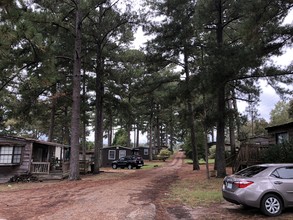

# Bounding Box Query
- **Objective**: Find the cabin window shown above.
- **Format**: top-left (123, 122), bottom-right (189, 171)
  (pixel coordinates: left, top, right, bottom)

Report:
top-left (276, 132), bottom-right (289, 144)
top-left (108, 150), bottom-right (116, 160)
top-left (144, 149), bottom-right (149, 155)
top-left (0, 146), bottom-right (22, 164)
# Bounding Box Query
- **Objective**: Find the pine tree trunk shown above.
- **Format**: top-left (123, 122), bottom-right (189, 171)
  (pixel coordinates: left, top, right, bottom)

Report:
top-left (82, 70), bottom-right (86, 161)
top-left (228, 93), bottom-right (236, 157)
top-left (136, 126), bottom-right (139, 147)
top-left (48, 87), bottom-right (56, 142)
top-left (149, 114), bottom-right (153, 161)
top-left (94, 46), bottom-right (104, 174)
top-left (215, 84), bottom-right (227, 177)
top-left (69, 0), bottom-right (82, 180)
top-left (215, 0), bottom-right (226, 177)
top-left (184, 47), bottom-right (199, 170)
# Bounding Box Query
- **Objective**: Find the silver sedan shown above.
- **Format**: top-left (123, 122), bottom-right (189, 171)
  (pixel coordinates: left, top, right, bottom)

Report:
top-left (222, 164), bottom-right (293, 217)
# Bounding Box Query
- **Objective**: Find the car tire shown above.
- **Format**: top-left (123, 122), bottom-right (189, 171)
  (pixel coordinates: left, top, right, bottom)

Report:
top-left (112, 164), bottom-right (118, 169)
top-left (261, 194), bottom-right (283, 217)
top-left (127, 164), bottom-right (132, 169)
top-left (136, 166), bottom-right (141, 169)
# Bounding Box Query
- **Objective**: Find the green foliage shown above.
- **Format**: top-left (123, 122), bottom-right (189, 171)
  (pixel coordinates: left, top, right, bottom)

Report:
top-left (270, 101), bottom-right (292, 126)
top-left (112, 129), bottom-right (128, 146)
top-left (261, 142), bottom-right (293, 163)
top-left (0, 0), bottom-right (293, 169)
top-left (158, 148), bottom-right (172, 158)
top-left (182, 130), bottom-right (205, 161)
top-left (239, 118), bottom-right (269, 139)
top-left (208, 145), bottom-right (216, 160)
top-left (86, 141), bottom-right (95, 151)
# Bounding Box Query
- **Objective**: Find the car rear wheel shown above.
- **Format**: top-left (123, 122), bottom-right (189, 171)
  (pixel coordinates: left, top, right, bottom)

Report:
top-left (112, 164), bottom-right (118, 169)
top-left (127, 164), bottom-right (132, 169)
top-left (261, 194), bottom-right (283, 217)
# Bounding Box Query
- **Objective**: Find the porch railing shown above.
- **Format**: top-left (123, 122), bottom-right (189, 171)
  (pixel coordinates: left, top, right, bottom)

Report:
top-left (31, 162), bottom-right (50, 174)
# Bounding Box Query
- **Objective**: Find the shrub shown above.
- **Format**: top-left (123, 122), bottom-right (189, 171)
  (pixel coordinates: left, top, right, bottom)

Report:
top-left (158, 149), bottom-right (172, 161)
top-left (261, 142), bottom-right (293, 163)
top-left (208, 145), bottom-right (216, 159)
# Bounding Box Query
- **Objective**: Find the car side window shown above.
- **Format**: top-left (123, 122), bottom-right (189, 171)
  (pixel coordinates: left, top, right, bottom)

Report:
top-left (273, 167), bottom-right (293, 179)
top-left (271, 170), bottom-right (281, 178)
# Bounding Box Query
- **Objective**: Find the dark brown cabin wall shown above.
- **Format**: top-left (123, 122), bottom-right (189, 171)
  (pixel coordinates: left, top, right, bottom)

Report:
top-left (101, 146), bottom-right (132, 167)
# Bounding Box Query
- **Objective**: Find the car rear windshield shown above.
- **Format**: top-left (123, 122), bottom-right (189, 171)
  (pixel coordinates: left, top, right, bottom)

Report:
top-left (235, 166), bottom-right (268, 177)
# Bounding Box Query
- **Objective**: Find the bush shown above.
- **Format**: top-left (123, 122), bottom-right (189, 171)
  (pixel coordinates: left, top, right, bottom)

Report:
top-left (209, 145), bottom-right (216, 159)
top-left (158, 149), bottom-right (172, 161)
top-left (261, 142), bottom-right (293, 163)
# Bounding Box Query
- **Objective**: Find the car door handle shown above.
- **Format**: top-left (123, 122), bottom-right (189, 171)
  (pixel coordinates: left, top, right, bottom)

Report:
top-left (274, 181), bottom-right (283, 185)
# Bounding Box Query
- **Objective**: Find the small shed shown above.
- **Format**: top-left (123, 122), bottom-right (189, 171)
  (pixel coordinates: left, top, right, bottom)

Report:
top-left (0, 135), bottom-right (70, 183)
top-left (266, 122), bottom-right (293, 145)
top-left (101, 146), bottom-right (132, 167)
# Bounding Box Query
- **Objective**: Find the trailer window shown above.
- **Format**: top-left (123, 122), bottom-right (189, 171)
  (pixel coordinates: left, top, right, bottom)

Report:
top-left (0, 146), bottom-right (22, 164)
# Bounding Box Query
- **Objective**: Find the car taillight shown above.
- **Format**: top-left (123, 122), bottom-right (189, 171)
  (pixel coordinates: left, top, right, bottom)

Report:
top-left (234, 181), bottom-right (254, 188)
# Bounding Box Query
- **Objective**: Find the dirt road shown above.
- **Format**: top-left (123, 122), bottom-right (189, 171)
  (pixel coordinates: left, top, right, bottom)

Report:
top-left (0, 152), bottom-right (184, 220)
top-left (1, 152), bottom-right (293, 220)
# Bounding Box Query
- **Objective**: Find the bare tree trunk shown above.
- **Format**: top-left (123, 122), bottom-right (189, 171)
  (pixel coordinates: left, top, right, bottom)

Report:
top-left (107, 129), bottom-right (112, 146)
top-left (156, 117), bottom-right (160, 148)
top-left (93, 46), bottom-right (104, 174)
top-left (136, 125), bottom-right (139, 147)
top-left (127, 122), bottom-right (131, 148)
top-left (184, 47), bottom-right (199, 170)
top-left (228, 93), bottom-right (236, 157)
top-left (215, 0), bottom-right (226, 177)
top-left (170, 123), bottom-right (174, 152)
top-left (69, 0), bottom-right (82, 180)
top-left (48, 86), bottom-right (56, 142)
top-left (149, 116), bottom-right (153, 161)
top-left (107, 111), bottom-right (113, 146)
top-left (215, 84), bottom-right (227, 177)
top-left (64, 106), bottom-right (71, 145)
top-left (82, 69), bottom-right (86, 161)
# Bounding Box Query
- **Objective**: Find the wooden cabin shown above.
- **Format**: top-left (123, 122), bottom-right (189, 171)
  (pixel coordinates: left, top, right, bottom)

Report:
top-left (233, 122), bottom-right (293, 172)
top-left (0, 136), bottom-right (70, 183)
top-left (266, 122), bottom-right (293, 145)
top-left (101, 146), bottom-right (133, 167)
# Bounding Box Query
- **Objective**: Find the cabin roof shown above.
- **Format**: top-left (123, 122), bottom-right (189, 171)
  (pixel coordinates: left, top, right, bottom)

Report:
top-left (265, 121), bottom-right (293, 131)
top-left (0, 135), bottom-right (69, 148)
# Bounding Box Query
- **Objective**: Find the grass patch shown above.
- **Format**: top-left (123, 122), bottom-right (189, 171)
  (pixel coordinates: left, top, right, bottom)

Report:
top-left (142, 161), bottom-right (163, 170)
top-left (185, 159), bottom-right (215, 164)
top-left (167, 178), bottom-right (223, 207)
top-left (199, 158), bottom-right (215, 164)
